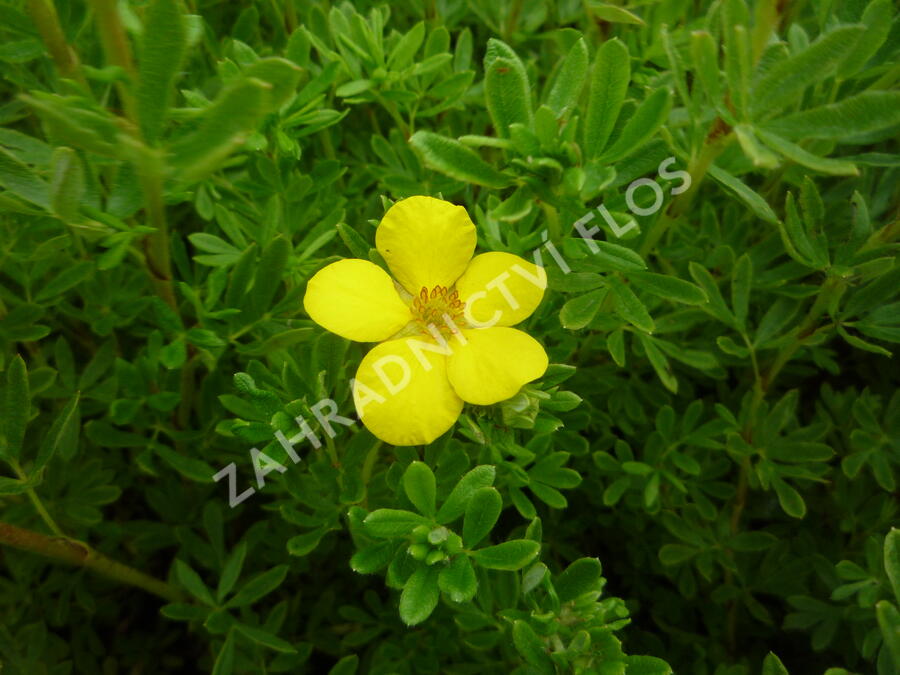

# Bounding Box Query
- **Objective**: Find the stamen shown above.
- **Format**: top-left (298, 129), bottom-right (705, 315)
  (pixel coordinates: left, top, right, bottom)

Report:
top-left (412, 285), bottom-right (467, 338)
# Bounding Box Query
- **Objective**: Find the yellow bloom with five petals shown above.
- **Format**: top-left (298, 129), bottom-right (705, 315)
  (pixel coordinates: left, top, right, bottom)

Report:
top-left (303, 196), bottom-right (548, 446)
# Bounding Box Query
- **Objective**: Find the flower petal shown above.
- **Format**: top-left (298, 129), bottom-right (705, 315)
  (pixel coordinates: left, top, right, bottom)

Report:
top-left (304, 259), bottom-right (412, 342)
top-left (447, 327), bottom-right (548, 405)
top-left (455, 252), bottom-right (546, 327)
top-left (353, 338), bottom-right (463, 446)
top-left (376, 196), bottom-right (476, 294)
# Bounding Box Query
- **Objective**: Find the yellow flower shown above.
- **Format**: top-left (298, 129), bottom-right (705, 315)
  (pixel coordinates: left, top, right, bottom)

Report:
top-left (303, 196), bottom-right (548, 446)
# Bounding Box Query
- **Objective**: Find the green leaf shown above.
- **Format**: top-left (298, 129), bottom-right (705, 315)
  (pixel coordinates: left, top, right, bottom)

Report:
top-left (437, 465), bottom-right (496, 524)
top-left (174, 559), bottom-right (216, 605)
top-left (156, 445), bottom-right (215, 483)
top-left (560, 289), bottom-right (605, 330)
top-left (556, 557), bottom-right (602, 603)
top-left (707, 164), bottom-right (779, 224)
top-left (336, 223), bottom-right (370, 258)
top-left (607, 276), bottom-right (655, 333)
top-left (388, 21), bottom-right (424, 70)
top-left (225, 565), bottom-right (288, 608)
top-left (0, 475), bottom-right (30, 495)
top-left (438, 554), bottom-right (477, 603)
top-left (409, 131), bottom-right (512, 188)
top-left (243, 58), bottom-right (304, 110)
top-left (483, 39), bottom-right (532, 137)
top-left (211, 632), bottom-right (235, 675)
top-left (364, 509), bottom-right (430, 537)
top-left (876, 600), bottom-right (900, 669)
top-left (33, 393), bottom-right (80, 472)
top-left (286, 528), bottom-right (328, 557)
top-left (217, 541), bottom-right (247, 602)
top-left (769, 441), bottom-right (834, 463)
top-left (779, 191), bottom-right (824, 268)
top-left (885, 528), bottom-right (900, 604)
top-left (690, 31), bottom-right (721, 106)
top-left (842, 267), bottom-right (900, 318)
top-left (751, 26), bottom-right (865, 116)
top-left (587, 2), bottom-right (646, 25)
top-left (137, 0), bottom-right (188, 143)
top-left (0, 147), bottom-right (50, 209)
top-left (689, 261), bottom-right (736, 326)
top-left (763, 91), bottom-right (900, 141)
top-left (34, 261), bottom-right (94, 302)
top-left (659, 544), bottom-right (698, 565)
top-left (730, 531), bottom-right (777, 552)
top-left (234, 623), bottom-right (296, 653)
top-left (755, 128), bottom-right (859, 176)
top-left (399, 564), bottom-right (440, 626)
top-left (734, 124), bottom-right (780, 169)
top-left (836, 0), bottom-right (893, 80)
top-left (2, 355), bottom-right (29, 460)
top-left (186, 328), bottom-right (226, 349)
top-left (246, 237), bottom-right (290, 318)
top-left (546, 38), bottom-right (588, 117)
top-left (512, 620), bottom-right (554, 669)
top-left (638, 334), bottom-right (678, 393)
top-left (584, 38), bottom-right (630, 159)
top-left (170, 77), bottom-right (272, 182)
top-left (599, 87), bottom-right (671, 163)
top-left (722, 16), bottom-right (750, 115)
top-left (530, 482), bottom-right (568, 509)
top-left (462, 487), bottom-right (502, 548)
top-left (607, 328), bottom-right (626, 366)
top-left (761, 652), bottom-right (790, 675)
top-left (328, 655), bottom-right (360, 675)
top-left (403, 461), bottom-right (437, 517)
top-left (160, 603), bottom-right (209, 622)
top-left (731, 254), bottom-right (752, 329)
top-left (49, 147), bottom-right (84, 221)
top-left (470, 540), bottom-right (540, 570)
top-left (350, 541), bottom-right (394, 575)
top-left (625, 655), bottom-right (673, 675)
top-left (592, 241), bottom-right (647, 272)
top-left (19, 93), bottom-right (119, 159)
top-left (772, 478), bottom-right (806, 519)
top-left (628, 271), bottom-right (708, 306)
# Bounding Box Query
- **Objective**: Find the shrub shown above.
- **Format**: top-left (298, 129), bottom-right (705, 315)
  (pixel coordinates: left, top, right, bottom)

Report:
top-left (0, 1), bottom-right (898, 674)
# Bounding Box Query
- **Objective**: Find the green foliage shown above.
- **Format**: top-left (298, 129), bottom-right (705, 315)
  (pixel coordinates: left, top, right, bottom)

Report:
top-left (1, 0), bottom-right (898, 674)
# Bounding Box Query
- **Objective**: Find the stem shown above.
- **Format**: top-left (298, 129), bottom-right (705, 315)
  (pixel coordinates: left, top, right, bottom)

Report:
top-left (858, 211), bottom-right (900, 254)
top-left (10, 459), bottom-right (63, 537)
top-left (87, 1), bottom-right (179, 313)
top-left (504, 0), bottom-right (524, 41)
top-left (88, 0), bottom-right (139, 123)
top-left (731, 276), bottom-right (845, 512)
top-left (136, 145), bottom-right (178, 310)
top-left (361, 442), bottom-right (381, 486)
top-left (539, 201), bottom-right (562, 243)
top-left (0, 521), bottom-right (184, 603)
top-left (283, 0), bottom-right (298, 32)
top-left (323, 433), bottom-right (339, 467)
top-left (751, 0), bottom-right (780, 64)
top-left (759, 276), bottom-right (845, 396)
top-left (639, 127), bottom-right (733, 257)
top-left (869, 62), bottom-right (900, 91)
top-left (372, 92), bottom-right (410, 138)
top-left (26, 0), bottom-right (88, 87)
top-left (723, 279), bottom-right (844, 653)
top-left (361, 441), bottom-right (382, 507)
top-left (176, 351), bottom-right (197, 430)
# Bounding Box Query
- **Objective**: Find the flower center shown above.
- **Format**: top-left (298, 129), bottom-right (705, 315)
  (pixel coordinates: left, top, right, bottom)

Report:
top-left (411, 285), bottom-right (465, 337)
